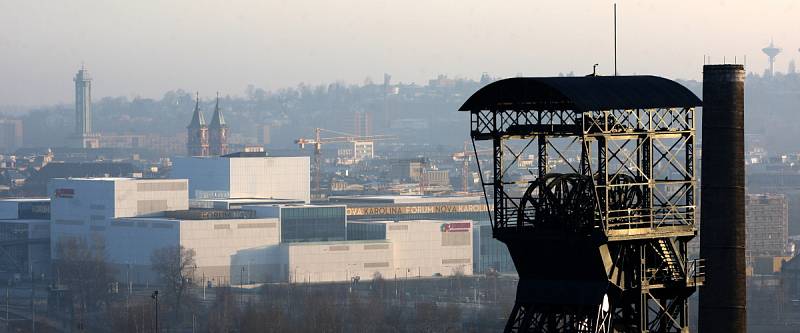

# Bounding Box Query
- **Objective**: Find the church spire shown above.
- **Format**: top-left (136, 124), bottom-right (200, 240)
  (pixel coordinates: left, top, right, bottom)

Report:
top-left (209, 92), bottom-right (226, 128)
top-left (186, 92), bottom-right (209, 156)
top-left (188, 91), bottom-right (206, 129)
top-left (209, 91), bottom-right (229, 156)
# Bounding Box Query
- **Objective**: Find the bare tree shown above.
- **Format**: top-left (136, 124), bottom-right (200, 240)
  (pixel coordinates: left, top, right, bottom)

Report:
top-left (207, 286), bottom-right (238, 333)
top-left (107, 299), bottom-right (155, 333)
top-left (53, 235), bottom-right (115, 319)
top-left (150, 245), bottom-right (196, 324)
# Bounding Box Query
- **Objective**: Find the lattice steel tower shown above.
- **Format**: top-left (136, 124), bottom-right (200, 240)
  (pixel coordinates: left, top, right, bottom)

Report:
top-left (460, 76), bottom-right (705, 332)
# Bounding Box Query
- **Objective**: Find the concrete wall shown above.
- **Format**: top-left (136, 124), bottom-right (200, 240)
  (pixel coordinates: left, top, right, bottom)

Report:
top-left (171, 157), bottom-right (230, 199)
top-left (113, 179), bottom-right (188, 217)
top-left (387, 220), bottom-right (473, 278)
top-left (171, 156), bottom-right (310, 203)
top-left (48, 178), bottom-right (188, 259)
top-left (285, 241), bottom-right (394, 283)
top-left (180, 218), bottom-right (281, 285)
top-left (103, 217), bottom-right (282, 286)
top-left (229, 157), bottom-right (310, 203)
top-left (105, 218), bottom-right (180, 284)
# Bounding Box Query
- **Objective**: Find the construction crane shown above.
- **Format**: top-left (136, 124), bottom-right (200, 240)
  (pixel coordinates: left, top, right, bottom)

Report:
top-left (296, 128), bottom-right (396, 198)
top-left (452, 141), bottom-right (490, 194)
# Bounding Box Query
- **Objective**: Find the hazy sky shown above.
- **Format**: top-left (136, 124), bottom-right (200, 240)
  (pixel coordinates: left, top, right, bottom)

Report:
top-left (1, 0), bottom-right (798, 106)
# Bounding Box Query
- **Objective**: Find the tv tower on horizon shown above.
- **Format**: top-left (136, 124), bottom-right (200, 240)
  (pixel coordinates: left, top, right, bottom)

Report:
top-left (762, 39), bottom-right (782, 76)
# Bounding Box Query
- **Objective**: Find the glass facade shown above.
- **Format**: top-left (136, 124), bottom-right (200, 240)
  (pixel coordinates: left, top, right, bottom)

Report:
top-left (281, 206), bottom-right (346, 242)
top-left (474, 222), bottom-right (516, 274)
top-left (0, 222), bottom-right (29, 271)
top-left (18, 201), bottom-right (50, 220)
top-left (346, 222), bottom-right (386, 241)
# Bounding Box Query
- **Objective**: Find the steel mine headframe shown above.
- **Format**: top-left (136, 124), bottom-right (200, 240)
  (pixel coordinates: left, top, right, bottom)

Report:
top-left (460, 76), bottom-right (705, 333)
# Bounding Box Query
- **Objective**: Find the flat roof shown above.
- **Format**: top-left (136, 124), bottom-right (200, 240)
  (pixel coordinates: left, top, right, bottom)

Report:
top-left (192, 198), bottom-right (304, 204)
top-left (242, 203), bottom-right (346, 208)
top-left (328, 195), bottom-right (481, 205)
top-left (120, 215), bottom-right (278, 222)
top-left (283, 239), bottom-right (391, 247)
top-left (0, 198), bottom-right (49, 202)
top-left (347, 219), bottom-right (473, 225)
top-left (0, 219), bottom-right (50, 224)
top-left (52, 177), bottom-right (185, 182)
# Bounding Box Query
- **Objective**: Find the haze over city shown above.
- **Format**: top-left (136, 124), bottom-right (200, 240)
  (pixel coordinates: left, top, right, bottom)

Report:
top-left (0, 1), bottom-right (800, 332)
top-left (1, 0), bottom-right (800, 105)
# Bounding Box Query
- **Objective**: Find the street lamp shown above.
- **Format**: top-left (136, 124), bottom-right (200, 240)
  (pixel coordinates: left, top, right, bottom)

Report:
top-left (151, 290), bottom-right (159, 332)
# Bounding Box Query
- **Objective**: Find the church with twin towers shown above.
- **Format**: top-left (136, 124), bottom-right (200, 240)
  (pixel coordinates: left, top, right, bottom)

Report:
top-left (187, 92), bottom-right (229, 156)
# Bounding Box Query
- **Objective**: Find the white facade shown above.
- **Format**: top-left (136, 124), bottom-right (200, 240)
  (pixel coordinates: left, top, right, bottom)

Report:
top-left (105, 216), bottom-right (281, 285)
top-left (276, 220), bottom-right (474, 284)
top-left (283, 240), bottom-right (393, 283)
top-left (386, 220), bottom-right (473, 277)
top-left (48, 178), bottom-right (188, 258)
top-left (171, 156), bottom-right (310, 203)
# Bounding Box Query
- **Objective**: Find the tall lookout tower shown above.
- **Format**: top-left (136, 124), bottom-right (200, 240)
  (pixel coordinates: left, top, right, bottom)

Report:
top-left (72, 64), bottom-right (99, 148)
top-left (459, 75), bottom-right (704, 332)
top-left (74, 65), bottom-right (92, 136)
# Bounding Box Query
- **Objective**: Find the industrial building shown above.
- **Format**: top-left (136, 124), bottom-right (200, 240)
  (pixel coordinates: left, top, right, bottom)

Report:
top-left (170, 153), bottom-right (310, 203)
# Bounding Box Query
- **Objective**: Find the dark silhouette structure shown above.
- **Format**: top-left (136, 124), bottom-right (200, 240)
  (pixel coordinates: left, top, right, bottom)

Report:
top-left (698, 64), bottom-right (746, 333)
top-left (460, 76), bottom-right (704, 332)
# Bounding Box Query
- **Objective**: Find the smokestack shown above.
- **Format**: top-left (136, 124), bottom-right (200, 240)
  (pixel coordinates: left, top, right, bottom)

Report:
top-left (699, 64), bottom-right (746, 333)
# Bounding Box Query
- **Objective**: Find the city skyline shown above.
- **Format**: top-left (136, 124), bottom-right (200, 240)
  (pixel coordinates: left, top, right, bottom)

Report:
top-left (1, 0), bottom-right (800, 106)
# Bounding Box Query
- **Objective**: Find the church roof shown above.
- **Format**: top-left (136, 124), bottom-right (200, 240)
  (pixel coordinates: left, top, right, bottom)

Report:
top-left (209, 93), bottom-right (227, 128)
top-left (187, 92), bottom-right (206, 129)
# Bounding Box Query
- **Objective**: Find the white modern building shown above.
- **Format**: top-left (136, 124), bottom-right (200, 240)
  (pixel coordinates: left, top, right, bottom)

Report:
top-left (263, 219), bottom-right (474, 284)
top-left (45, 177), bottom-right (474, 287)
top-left (108, 213), bottom-right (282, 286)
top-left (48, 178), bottom-right (189, 258)
top-left (170, 154), bottom-right (310, 203)
top-left (281, 240), bottom-right (394, 283)
top-left (348, 220), bottom-right (474, 278)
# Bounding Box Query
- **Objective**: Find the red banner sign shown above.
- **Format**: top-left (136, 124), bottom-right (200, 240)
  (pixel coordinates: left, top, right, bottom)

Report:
top-left (55, 188), bottom-right (75, 198)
